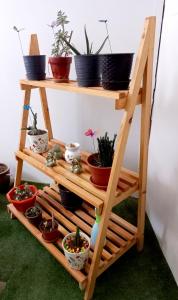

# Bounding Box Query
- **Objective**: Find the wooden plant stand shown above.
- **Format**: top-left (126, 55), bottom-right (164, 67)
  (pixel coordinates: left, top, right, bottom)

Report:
top-left (8, 17), bottom-right (155, 300)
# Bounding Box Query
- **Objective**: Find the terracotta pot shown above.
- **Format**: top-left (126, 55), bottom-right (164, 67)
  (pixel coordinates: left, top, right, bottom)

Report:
top-left (6, 184), bottom-right (38, 213)
top-left (0, 163), bottom-right (10, 192)
top-left (25, 205), bottom-right (42, 227)
top-left (87, 153), bottom-right (111, 187)
top-left (49, 56), bottom-right (72, 82)
top-left (39, 219), bottom-right (60, 242)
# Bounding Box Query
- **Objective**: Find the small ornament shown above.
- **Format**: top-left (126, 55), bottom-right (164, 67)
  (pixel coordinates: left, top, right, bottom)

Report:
top-left (65, 142), bottom-right (80, 164)
top-left (51, 144), bottom-right (63, 159)
top-left (46, 151), bottom-right (56, 167)
top-left (71, 158), bottom-right (82, 174)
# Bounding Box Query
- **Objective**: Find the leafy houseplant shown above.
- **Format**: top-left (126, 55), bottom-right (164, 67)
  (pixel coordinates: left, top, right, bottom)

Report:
top-left (62, 227), bottom-right (90, 270)
top-left (25, 205), bottom-right (42, 227)
top-left (48, 10), bottom-right (73, 82)
top-left (23, 105), bottom-right (48, 154)
top-left (6, 183), bottom-right (38, 213)
top-left (62, 26), bottom-right (108, 87)
top-left (85, 130), bottom-right (117, 188)
top-left (13, 26), bottom-right (46, 81)
top-left (39, 213), bottom-right (60, 242)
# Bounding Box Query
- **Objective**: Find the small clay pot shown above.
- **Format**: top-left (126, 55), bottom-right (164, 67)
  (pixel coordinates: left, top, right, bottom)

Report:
top-left (25, 205), bottom-right (42, 227)
top-left (49, 56), bottom-right (72, 82)
top-left (40, 219), bottom-right (60, 242)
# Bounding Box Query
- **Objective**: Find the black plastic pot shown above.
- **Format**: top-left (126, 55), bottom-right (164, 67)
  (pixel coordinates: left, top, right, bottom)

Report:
top-left (101, 53), bottom-right (134, 90)
top-left (59, 184), bottom-right (83, 211)
top-left (74, 55), bottom-right (100, 87)
top-left (23, 55), bottom-right (46, 80)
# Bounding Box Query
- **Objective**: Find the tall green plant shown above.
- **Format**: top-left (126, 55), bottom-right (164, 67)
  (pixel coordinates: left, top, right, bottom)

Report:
top-left (62, 25), bottom-right (108, 55)
top-left (49, 10), bottom-right (73, 56)
top-left (97, 132), bottom-right (117, 167)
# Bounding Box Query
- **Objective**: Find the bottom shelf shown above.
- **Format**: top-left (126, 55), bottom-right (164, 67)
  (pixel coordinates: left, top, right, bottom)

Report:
top-left (7, 184), bottom-right (137, 290)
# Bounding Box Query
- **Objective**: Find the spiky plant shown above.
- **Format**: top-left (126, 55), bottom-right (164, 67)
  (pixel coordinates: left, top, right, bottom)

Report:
top-left (97, 132), bottom-right (117, 167)
top-left (61, 25), bottom-right (108, 55)
top-left (75, 226), bottom-right (81, 247)
top-left (49, 10), bottom-right (73, 56)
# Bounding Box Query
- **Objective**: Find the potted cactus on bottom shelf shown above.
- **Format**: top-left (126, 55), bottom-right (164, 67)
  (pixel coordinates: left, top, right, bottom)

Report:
top-left (62, 227), bottom-right (90, 270)
top-left (6, 182), bottom-right (38, 212)
top-left (25, 205), bottom-right (42, 227)
top-left (39, 213), bottom-right (60, 242)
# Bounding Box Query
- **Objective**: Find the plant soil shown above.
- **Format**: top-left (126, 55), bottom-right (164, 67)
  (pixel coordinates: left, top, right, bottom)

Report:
top-left (28, 129), bottom-right (47, 136)
top-left (64, 234), bottom-right (89, 253)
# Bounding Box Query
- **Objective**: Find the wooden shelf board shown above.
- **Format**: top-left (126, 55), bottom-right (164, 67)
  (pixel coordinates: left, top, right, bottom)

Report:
top-left (15, 139), bottom-right (139, 210)
top-left (20, 79), bottom-right (126, 100)
top-left (7, 185), bottom-right (137, 285)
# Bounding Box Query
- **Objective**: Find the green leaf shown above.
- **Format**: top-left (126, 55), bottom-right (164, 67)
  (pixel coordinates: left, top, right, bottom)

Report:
top-left (95, 36), bottom-right (108, 54)
top-left (61, 36), bottom-right (81, 55)
top-left (84, 25), bottom-right (90, 55)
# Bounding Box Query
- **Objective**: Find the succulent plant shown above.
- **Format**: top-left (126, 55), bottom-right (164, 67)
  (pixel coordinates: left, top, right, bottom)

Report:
top-left (62, 25), bottom-right (108, 55)
top-left (13, 183), bottom-right (33, 201)
top-left (49, 10), bottom-right (73, 56)
top-left (22, 105), bottom-right (45, 135)
top-left (97, 132), bottom-right (117, 167)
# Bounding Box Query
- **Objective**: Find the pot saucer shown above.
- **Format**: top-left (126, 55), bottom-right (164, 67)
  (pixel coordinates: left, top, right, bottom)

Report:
top-left (89, 176), bottom-right (107, 190)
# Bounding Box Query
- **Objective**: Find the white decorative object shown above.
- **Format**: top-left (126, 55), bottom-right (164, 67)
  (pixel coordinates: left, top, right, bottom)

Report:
top-left (64, 142), bottom-right (80, 164)
top-left (62, 232), bottom-right (90, 270)
top-left (27, 131), bottom-right (48, 154)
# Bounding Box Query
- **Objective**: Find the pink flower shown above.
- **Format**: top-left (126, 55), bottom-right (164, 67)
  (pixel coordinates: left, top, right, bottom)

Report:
top-left (84, 128), bottom-right (95, 137)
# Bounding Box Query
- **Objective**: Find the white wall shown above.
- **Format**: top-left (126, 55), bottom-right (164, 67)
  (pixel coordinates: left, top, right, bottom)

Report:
top-left (0, 0), bottom-right (162, 183)
top-left (147, 0), bottom-right (178, 285)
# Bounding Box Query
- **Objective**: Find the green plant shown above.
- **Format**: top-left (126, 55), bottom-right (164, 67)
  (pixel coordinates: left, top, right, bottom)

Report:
top-left (13, 183), bottom-right (33, 201)
top-left (13, 26), bottom-right (24, 56)
top-left (97, 132), bottom-right (117, 167)
top-left (62, 25), bottom-right (108, 55)
top-left (75, 226), bottom-right (81, 247)
top-left (48, 10), bottom-right (73, 56)
top-left (22, 105), bottom-right (45, 135)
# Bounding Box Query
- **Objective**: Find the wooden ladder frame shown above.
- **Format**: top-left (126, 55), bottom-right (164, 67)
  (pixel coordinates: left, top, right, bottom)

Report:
top-left (14, 17), bottom-right (156, 300)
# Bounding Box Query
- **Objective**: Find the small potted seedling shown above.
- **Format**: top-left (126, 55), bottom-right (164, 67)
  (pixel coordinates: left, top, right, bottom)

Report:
top-left (22, 105), bottom-right (48, 153)
top-left (62, 227), bottom-right (90, 270)
top-left (6, 182), bottom-right (38, 213)
top-left (40, 213), bottom-right (60, 242)
top-left (25, 205), bottom-right (42, 227)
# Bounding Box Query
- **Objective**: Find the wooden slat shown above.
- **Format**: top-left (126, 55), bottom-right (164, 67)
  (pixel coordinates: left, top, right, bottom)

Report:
top-left (115, 88), bottom-right (142, 110)
top-left (7, 204), bottom-right (87, 285)
top-left (16, 150), bottom-right (103, 212)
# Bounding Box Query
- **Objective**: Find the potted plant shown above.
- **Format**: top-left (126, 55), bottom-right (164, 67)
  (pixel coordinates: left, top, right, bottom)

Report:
top-left (99, 20), bottom-right (134, 90)
top-left (13, 26), bottom-right (46, 80)
top-left (22, 105), bottom-right (48, 154)
top-left (58, 184), bottom-right (83, 211)
top-left (48, 10), bottom-right (73, 82)
top-left (62, 26), bottom-right (108, 87)
top-left (25, 205), bottom-right (42, 227)
top-left (39, 213), bottom-right (60, 242)
top-left (85, 129), bottom-right (117, 188)
top-left (0, 163), bottom-right (10, 192)
top-left (62, 227), bottom-right (90, 270)
top-left (6, 182), bottom-right (38, 213)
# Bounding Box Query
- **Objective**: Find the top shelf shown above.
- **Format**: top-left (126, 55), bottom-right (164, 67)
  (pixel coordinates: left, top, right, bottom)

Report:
top-left (20, 79), bottom-right (142, 110)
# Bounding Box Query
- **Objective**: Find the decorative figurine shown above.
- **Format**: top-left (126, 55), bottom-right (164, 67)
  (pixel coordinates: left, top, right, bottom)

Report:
top-left (46, 151), bottom-right (57, 167)
top-left (65, 142), bottom-right (80, 164)
top-left (71, 158), bottom-right (82, 174)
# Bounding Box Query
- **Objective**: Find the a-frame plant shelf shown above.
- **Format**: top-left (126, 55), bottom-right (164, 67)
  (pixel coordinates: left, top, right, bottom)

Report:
top-left (8, 17), bottom-right (156, 300)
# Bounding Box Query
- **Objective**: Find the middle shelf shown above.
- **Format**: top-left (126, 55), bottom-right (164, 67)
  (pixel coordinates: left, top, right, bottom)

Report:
top-left (16, 138), bottom-right (139, 213)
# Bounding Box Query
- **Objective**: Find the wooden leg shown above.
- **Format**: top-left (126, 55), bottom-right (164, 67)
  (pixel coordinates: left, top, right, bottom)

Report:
top-left (137, 192), bottom-right (146, 251)
top-left (14, 159), bottom-right (23, 186)
top-left (39, 87), bottom-right (53, 141)
top-left (7, 206), bottom-right (16, 219)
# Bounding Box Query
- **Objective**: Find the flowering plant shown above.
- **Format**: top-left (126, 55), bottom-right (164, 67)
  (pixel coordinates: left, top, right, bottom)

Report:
top-left (85, 129), bottom-right (117, 167)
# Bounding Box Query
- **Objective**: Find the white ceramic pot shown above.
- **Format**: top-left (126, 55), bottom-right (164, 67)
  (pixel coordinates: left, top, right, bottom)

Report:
top-left (27, 131), bottom-right (48, 154)
top-left (62, 231), bottom-right (90, 270)
top-left (64, 142), bottom-right (80, 164)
